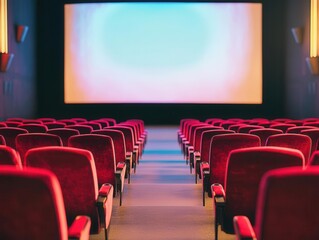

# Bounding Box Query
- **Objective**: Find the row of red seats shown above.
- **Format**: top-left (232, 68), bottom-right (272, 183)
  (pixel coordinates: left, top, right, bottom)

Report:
top-left (178, 118), bottom-right (319, 240)
top-left (0, 117), bottom-right (147, 240)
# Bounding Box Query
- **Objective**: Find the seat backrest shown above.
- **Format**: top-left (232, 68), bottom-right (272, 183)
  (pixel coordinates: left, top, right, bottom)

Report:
top-left (200, 129), bottom-right (235, 163)
top-left (47, 128), bottom-right (80, 146)
top-left (308, 150), bottom-right (319, 166)
top-left (67, 125), bottom-right (93, 134)
top-left (92, 129), bottom-right (127, 164)
top-left (98, 118), bottom-right (117, 126)
top-left (0, 166), bottom-right (69, 240)
top-left (107, 126), bottom-right (135, 151)
top-left (249, 128), bottom-right (283, 146)
top-left (0, 127), bottom-right (28, 149)
top-left (266, 133), bottom-right (312, 164)
top-left (16, 133), bottom-right (63, 165)
top-left (79, 122), bottom-right (102, 130)
top-left (286, 126), bottom-right (316, 133)
top-left (18, 123), bottom-right (48, 133)
top-left (193, 126), bottom-right (222, 152)
top-left (224, 147), bottom-right (304, 234)
top-left (44, 122), bottom-right (67, 129)
top-left (269, 123), bottom-right (296, 133)
top-left (237, 125), bottom-right (264, 133)
top-left (300, 128), bottom-right (319, 154)
top-left (208, 133), bottom-right (261, 187)
top-left (255, 167), bottom-right (319, 240)
top-left (0, 145), bottom-right (22, 169)
top-left (68, 134), bottom-right (116, 187)
top-left (0, 135), bottom-right (6, 145)
top-left (25, 146), bottom-right (100, 233)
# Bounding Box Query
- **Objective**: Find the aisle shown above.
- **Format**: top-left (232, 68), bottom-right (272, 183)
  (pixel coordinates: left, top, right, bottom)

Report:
top-left (91, 126), bottom-right (234, 240)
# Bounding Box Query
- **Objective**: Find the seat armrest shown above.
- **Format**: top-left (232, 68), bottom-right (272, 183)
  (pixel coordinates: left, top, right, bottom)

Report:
top-left (68, 215), bottom-right (91, 240)
top-left (200, 161), bottom-right (210, 180)
top-left (96, 183), bottom-right (113, 227)
top-left (194, 151), bottom-right (201, 158)
top-left (211, 183), bottom-right (226, 206)
top-left (116, 162), bottom-right (126, 170)
top-left (233, 216), bottom-right (256, 240)
top-left (126, 152), bottom-right (133, 169)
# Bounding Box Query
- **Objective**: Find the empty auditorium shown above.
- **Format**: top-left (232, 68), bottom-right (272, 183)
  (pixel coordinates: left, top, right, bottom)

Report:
top-left (0, 0), bottom-right (319, 239)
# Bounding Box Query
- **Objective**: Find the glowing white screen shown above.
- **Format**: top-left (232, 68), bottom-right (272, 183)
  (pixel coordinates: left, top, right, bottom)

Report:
top-left (64, 3), bottom-right (262, 104)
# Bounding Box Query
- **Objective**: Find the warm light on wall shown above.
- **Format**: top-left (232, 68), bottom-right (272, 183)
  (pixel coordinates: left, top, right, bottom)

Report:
top-left (0, 0), bottom-right (8, 53)
top-left (310, 0), bottom-right (318, 57)
top-left (306, 0), bottom-right (319, 75)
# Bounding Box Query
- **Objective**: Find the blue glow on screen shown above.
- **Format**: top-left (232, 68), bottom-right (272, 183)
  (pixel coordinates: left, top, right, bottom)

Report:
top-left (64, 2), bottom-right (262, 104)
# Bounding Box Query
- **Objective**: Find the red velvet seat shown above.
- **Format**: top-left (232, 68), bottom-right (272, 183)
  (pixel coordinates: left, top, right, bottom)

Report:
top-left (266, 133), bottom-right (312, 164)
top-left (92, 129), bottom-right (132, 183)
top-left (0, 166), bottom-right (91, 240)
top-left (16, 133), bottom-right (62, 165)
top-left (188, 125), bottom-right (222, 173)
top-left (79, 121), bottom-right (102, 130)
top-left (68, 134), bottom-right (126, 206)
top-left (21, 120), bottom-right (43, 124)
top-left (4, 121), bottom-right (21, 127)
top-left (300, 128), bottom-right (319, 154)
top-left (201, 133), bottom-right (260, 206)
top-left (286, 125), bottom-right (316, 133)
top-left (0, 135), bottom-right (5, 145)
top-left (58, 119), bottom-right (77, 126)
top-left (249, 128), bottom-right (283, 146)
top-left (70, 117), bottom-right (87, 123)
top-left (37, 117), bottom-right (56, 123)
top-left (233, 167), bottom-right (319, 240)
top-left (177, 119), bottom-right (200, 146)
top-left (212, 147), bottom-right (304, 240)
top-left (0, 127), bottom-right (28, 149)
top-left (308, 150), bottom-right (319, 166)
top-left (269, 123), bottom-right (296, 133)
top-left (98, 118), bottom-right (117, 126)
top-left (0, 145), bottom-right (22, 169)
top-left (18, 123), bottom-right (48, 133)
top-left (195, 129), bottom-right (235, 184)
top-left (237, 125), bottom-right (264, 133)
top-left (44, 122), bottom-right (67, 129)
top-left (0, 122), bottom-right (7, 127)
top-left (303, 121), bottom-right (319, 127)
top-left (107, 126), bottom-right (139, 173)
top-left (47, 128), bottom-right (80, 146)
top-left (67, 125), bottom-right (93, 134)
top-left (91, 119), bottom-right (110, 128)
top-left (25, 146), bottom-right (113, 240)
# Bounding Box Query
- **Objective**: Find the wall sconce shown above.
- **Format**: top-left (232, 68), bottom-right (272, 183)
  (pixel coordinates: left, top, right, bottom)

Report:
top-left (0, 52), bottom-right (14, 72)
top-left (291, 27), bottom-right (303, 44)
top-left (0, 0), bottom-right (13, 72)
top-left (306, 0), bottom-right (319, 75)
top-left (16, 25), bottom-right (29, 43)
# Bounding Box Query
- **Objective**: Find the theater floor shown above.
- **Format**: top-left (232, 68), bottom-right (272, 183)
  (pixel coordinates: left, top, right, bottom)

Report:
top-left (90, 126), bottom-right (235, 240)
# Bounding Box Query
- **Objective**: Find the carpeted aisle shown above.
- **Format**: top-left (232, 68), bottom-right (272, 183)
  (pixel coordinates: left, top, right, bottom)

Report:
top-left (90, 126), bottom-right (235, 240)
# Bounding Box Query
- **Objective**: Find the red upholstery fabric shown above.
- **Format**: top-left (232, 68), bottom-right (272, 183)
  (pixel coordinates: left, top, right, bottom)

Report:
top-left (286, 126), bottom-right (316, 133)
top-left (58, 119), bottom-right (77, 125)
top-left (208, 133), bottom-right (261, 188)
top-left (233, 216), bottom-right (256, 239)
top-left (222, 146), bottom-right (304, 233)
top-left (254, 167), bottom-right (319, 240)
top-left (68, 134), bottom-right (116, 187)
top-left (18, 123), bottom-right (48, 133)
top-left (16, 133), bottom-right (62, 165)
top-left (0, 167), bottom-right (69, 240)
top-left (0, 135), bottom-right (6, 145)
top-left (25, 146), bottom-right (101, 234)
top-left (67, 125), bottom-right (93, 134)
top-left (0, 127), bottom-right (28, 149)
top-left (79, 122), bottom-right (102, 130)
top-left (92, 129), bottom-right (127, 164)
top-left (47, 128), bottom-right (80, 146)
top-left (0, 145), bottom-right (22, 168)
top-left (301, 129), bottom-right (319, 154)
top-left (44, 122), bottom-right (67, 129)
top-left (4, 121), bottom-right (21, 127)
top-left (107, 126), bottom-right (135, 153)
top-left (37, 117), bottom-right (56, 123)
top-left (98, 118), bottom-right (117, 126)
top-left (308, 150), bottom-right (319, 166)
top-left (266, 133), bottom-right (312, 164)
top-left (0, 122), bottom-right (7, 127)
top-left (200, 130), bottom-right (235, 163)
top-left (238, 125), bottom-right (264, 133)
top-left (249, 128), bottom-right (283, 146)
top-left (70, 118), bottom-right (87, 123)
top-left (269, 123), bottom-right (296, 133)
